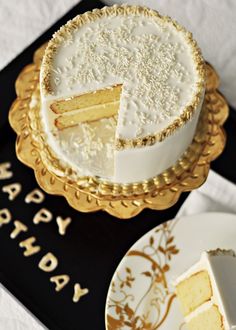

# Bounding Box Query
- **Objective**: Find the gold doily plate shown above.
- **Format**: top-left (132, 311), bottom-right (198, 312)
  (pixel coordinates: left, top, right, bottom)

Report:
top-left (9, 44), bottom-right (228, 219)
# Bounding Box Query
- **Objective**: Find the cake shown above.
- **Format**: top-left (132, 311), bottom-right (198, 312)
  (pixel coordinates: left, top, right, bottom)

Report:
top-left (173, 249), bottom-right (236, 329)
top-left (39, 5), bottom-right (205, 184)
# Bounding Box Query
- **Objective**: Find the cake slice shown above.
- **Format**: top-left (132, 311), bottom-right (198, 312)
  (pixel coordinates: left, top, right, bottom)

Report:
top-left (173, 249), bottom-right (236, 330)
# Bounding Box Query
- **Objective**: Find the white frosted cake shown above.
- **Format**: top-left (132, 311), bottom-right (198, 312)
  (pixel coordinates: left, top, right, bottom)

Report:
top-left (39, 5), bottom-right (205, 184)
top-left (174, 249), bottom-right (236, 330)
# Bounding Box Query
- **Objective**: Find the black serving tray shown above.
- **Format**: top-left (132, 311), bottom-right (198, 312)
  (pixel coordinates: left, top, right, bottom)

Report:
top-left (0, 1), bottom-right (236, 329)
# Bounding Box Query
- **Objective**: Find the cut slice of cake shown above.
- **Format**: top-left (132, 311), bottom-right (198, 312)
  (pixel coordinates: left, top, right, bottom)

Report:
top-left (173, 249), bottom-right (236, 330)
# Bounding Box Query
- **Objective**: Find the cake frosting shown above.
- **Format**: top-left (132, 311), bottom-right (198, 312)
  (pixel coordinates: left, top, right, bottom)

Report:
top-left (173, 249), bottom-right (236, 330)
top-left (39, 5), bottom-right (205, 184)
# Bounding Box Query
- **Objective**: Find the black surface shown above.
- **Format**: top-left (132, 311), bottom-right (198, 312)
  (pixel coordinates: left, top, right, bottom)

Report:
top-left (0, 1), bottom-right (236, 329)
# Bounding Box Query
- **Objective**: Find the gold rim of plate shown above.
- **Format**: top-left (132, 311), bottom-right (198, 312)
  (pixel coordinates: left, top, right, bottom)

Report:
top-left (9, 44), bottom-right (229, 219)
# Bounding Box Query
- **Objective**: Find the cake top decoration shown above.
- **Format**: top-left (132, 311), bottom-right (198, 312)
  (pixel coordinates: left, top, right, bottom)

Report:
top-left (41, 5), bottom-right (205, 148)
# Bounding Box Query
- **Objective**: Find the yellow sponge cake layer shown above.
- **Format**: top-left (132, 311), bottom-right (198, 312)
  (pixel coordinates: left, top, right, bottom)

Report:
top-left (55, 101), bottom-right (119, 129)
top-left (50, 84), bottom-right (122, 114)
top-left (176, 271), bottom-right (212, 316)
top-left (188, 305), bottom-right (224, 330)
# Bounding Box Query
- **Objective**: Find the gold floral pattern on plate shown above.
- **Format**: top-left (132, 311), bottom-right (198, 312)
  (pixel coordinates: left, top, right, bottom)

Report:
top-left (106, 221), bottom-right (178, 330)
top-left (105, 213), bottom-right (236, 329)
top-left (9, 44), bottom-right (228, 219)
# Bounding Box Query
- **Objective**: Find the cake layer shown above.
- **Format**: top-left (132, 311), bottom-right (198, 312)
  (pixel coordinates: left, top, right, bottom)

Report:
top-left (50, 84), bottom-right (122, 114)
top-left (176, 271), bottom-right (212, 316)
top-left (187, 305), bottom-right (224, 330)
top-left (55, 101), bottom-right (119, 129)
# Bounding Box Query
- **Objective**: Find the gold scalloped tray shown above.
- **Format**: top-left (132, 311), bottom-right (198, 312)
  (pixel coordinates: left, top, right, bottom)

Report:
top-left (9, 44), bottom-right (228, 219)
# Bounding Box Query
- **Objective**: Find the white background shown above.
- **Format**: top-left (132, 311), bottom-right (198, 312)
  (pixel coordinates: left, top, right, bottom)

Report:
top-left (0, 1), bottom-right (236, 329)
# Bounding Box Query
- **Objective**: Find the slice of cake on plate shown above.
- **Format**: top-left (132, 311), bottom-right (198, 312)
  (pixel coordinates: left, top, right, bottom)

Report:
top-left (39, 5), bottom-right (205, 184)
top-left (174, 249), bottom-right (236, 330)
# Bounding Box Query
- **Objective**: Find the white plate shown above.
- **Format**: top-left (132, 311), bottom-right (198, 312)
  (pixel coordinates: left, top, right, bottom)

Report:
top-left (105, 212), bottom-right (236, 330)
